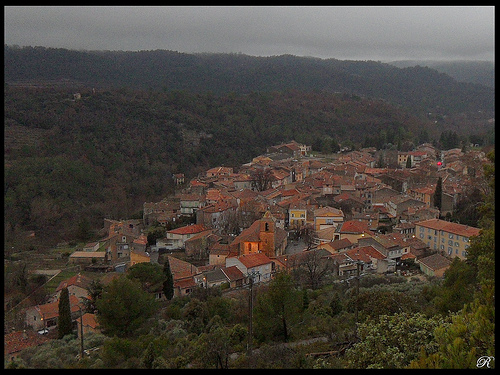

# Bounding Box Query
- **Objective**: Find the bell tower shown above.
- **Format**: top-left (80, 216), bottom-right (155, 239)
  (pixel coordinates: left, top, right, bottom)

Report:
top-left (259, 211), bottom-right (276, 258)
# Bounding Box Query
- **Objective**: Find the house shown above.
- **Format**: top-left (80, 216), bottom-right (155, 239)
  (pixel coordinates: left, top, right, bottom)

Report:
top-left (76, 313), bottom-right (100, 338)
top-left (333, 220), bottom-right (374, 242)
top-left (226, 252), bottom-right (274, 283)
top-left (267, 140), bottom-right (311, 157)
top-left (417, 253), bottom-right (451, 277)
top-left (221, 265), bottom-right (246, 288)
top-left (158, 224), bottom-right (210, 250)
top-left (345, 245), bottom-right (390, 274)
top-left (51, 273), bottom-right (92, 303)
top-left (179, 193), bottom-right (204, 216)
top-left (229, 211), bottom-right (287, 258)
top-left (313, 206), bottom-right (344, 231)
top-left (4, 330), bottom-right (52, 361)
top-left (195, 200), bottom-right (238, 232)
top-left (358, 233), bottom-right (406, 261)
top-left (163, 255), bottom-right (200, 298)
top-left (206, 166), bottom-right (234, 178)
top-left (82, 242), bottom-right (100, 252)
top-left (316, 238), bottom-right (354, 254)
top-left (386, 195), bottom-right (427, 220)
top-left (129, 249), bottom-right (151, 267)
top-left (69, 251), bottom-right (107, 265)
top-left (101, 232), bottom-right (138, 264)
top-left (174, 277), bottom-right (198, 298)
top-left (415, 218), bottom-right (480, 260)
top-left (288, 202), bottom-right (308, 228)
top-left (200, 268), bottom-right (229, 288)
top-left (208, 242), bottom-right (232, 266)
top-left (131, 235), bottom-right (148, 253)
top-left (184, 231), bottom-right (218, 260)
top-left (25, 295), bottom-right (82, 332)
top-left (173, 173), bottom-right (185, 185)
top-left (142, 198), bottom-right (180, 226)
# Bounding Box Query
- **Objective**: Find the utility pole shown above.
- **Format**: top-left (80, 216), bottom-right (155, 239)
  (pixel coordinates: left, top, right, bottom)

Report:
top-left (247, 274), bottom-right (254, 358)
top-left (355, 261), bottom-right (361, 341)
top-left (78, 305), bottom-right (84, 360)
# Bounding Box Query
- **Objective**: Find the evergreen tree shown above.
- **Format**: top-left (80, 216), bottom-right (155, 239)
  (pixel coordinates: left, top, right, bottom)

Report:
top-left (433, 177), bottom-right (443, 213)
top-left (57, 287), bottom-right (73, 339)
top-left (163, 257), bottom-right (174, 301)
top-left (406, 155), bottom-right (412, 168)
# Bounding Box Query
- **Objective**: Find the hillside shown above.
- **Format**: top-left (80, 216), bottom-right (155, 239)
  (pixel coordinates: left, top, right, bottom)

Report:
top-left (388, 59), bottom-right (495, 88)
top-left (3, 46), bottom-right (495, 248)
top-left (4, 46), bottom-right (495, 118)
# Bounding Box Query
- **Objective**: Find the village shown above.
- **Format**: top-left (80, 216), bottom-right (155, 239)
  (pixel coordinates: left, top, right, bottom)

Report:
top-left (7, 140), bottom-right (489, 357)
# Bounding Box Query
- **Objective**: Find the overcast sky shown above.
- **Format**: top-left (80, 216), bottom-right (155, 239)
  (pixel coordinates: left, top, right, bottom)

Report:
top-left (4, 6), bottom-right (495, 62)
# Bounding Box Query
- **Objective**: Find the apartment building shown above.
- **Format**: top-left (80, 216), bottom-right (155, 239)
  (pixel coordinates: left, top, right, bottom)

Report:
top-left (415, 218), bottom-right (481, 260)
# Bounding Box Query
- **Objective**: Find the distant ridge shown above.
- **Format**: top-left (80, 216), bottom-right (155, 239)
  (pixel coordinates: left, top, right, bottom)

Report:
top-left (4, 45), bottom-right (494, 117)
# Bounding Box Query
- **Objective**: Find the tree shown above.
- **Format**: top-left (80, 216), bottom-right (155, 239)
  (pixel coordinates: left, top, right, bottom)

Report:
top-left (163, 257), bottom-right (175, 301)
top-left (250, 167), bottom-right (273, 192)
top-left (433, 177), bottom-right (442, 213)
top-left (344, 312), bottom-right (450, 369)
top-left (82, 279), bottom-right (103, 314)
top-left (253, 272), bottom-right (301, 343)
top-left (406, 155), bottom-right (412, 168)
top-left (127, 262), bottom-right (165, 293)
top-left (95, 276), bottom-right (158, 337)
top-left (57, 287), bottom-right (73, 339)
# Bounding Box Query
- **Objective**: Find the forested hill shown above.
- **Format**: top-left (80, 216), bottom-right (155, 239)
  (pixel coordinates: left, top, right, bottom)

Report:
top-left (4, 46), bottom-right (495, 117)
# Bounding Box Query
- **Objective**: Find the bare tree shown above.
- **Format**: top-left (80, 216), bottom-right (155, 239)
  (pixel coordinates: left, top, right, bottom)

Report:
top-left (250, 168), bottom-right (274, 192)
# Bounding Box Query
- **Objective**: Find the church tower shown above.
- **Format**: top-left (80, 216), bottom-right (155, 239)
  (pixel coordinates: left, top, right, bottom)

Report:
top-left (259, 211), bottom-right (276, 258)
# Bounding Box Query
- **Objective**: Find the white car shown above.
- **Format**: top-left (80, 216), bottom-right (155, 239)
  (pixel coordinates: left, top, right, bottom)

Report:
top-left (37, 328), bottom-right (49, 335)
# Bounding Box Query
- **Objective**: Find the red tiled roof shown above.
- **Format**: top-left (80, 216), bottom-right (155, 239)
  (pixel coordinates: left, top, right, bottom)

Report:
top-left (221, 265), bottom-right (245, 281)
top-left (237, 252), bottom-right (273, 268)
top-left (174, 277), bottom-right (197, 289)
top-left (55, 273), bottom-right (92, 293)
top-left (34, 295), bottom-right (82, 320)
top-left (165, 255), bottom-right (198, 280)
top-left (416, 219), bottom-right (481, 238)
top-left (339, 220), bottom-right (372, 234)
top-left (168, 224), bottom-right (208, 235)
top-left (4, 330), bottom-right (51, 356)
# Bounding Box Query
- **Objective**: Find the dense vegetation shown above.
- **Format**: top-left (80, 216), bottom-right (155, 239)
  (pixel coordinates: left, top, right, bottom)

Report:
top-left (388, 59), bottom-right (495, 88)
top-left (4, 46), bottom-right (495, 248)
top-left (5, 46), bottom-right (495, 116)
top-left (5, 85), bottom-right (471, 248)
top-left (6, 151), bottom-right (494, 369)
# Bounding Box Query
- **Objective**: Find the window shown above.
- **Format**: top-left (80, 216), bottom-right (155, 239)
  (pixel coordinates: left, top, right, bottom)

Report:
top-left (441, 238), bottom-right (445, 243)
top-left (454, 242), bottom-right (459, 247)
top-left (428, 236), bottom-right (432, 240)
top-left (440, 245), bottom-right (444, 250)
top-left (449, 234), bottom-right (454, 239)
top-left (462, 251), bottom-right (468, 257)
top-left (463, 236), bottom-right (468, 242)
top-left (420, 227), bottom-right (424, 232)
top-left (455, 249), bottom-right (459, 254)
top-left (419, 233), bottom-right (424, 239)
top-left (448, 240), bottom-right (453, 245)
top-left (448, 247), bottom-right (453, 255)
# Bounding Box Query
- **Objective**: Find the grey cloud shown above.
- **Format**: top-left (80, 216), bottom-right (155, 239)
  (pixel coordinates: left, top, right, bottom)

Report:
top-left (4, 6), bottom-right (494, 61)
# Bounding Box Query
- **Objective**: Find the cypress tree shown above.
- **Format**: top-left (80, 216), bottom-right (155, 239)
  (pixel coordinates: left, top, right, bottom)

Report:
top-left (162, 257), bottom-right (174, 300)
top-left (406, 155), bottom-right (412, 168)
top-left (434, 177), bottom-right (443, 213)
top-left (57, 287), bottom-right (73, 339)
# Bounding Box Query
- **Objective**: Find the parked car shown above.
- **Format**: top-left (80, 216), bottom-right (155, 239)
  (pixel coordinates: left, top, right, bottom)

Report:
top-left (37, 328), bottom-right (49, 335)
